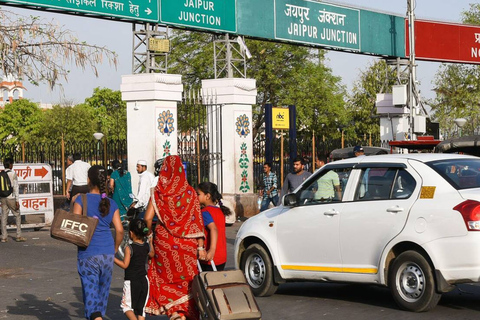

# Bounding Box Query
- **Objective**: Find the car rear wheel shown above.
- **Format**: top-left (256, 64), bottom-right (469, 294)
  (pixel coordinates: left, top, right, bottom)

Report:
top-left (241, 243), bottom-right (278, 297)
top-left (389, 250), bottom-right (441, 312)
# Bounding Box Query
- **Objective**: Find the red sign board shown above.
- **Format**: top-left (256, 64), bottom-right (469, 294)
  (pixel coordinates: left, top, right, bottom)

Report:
top-left (406, 19), bottom-right (480, 64)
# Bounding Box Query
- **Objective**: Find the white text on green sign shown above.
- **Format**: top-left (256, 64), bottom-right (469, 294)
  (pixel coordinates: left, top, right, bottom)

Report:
top-left (0, 0), bottom-right (158, 22)
top-left (275, 0), bottom-right (360, 51)
top-left (160, 0), bottom-right (237, 33)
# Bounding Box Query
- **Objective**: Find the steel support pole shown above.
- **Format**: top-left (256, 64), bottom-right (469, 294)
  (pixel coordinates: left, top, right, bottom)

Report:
top-left (265, 104), bottom-right (273, 165)
top-left (226, 33), bottom-right (233, 78)
top-left (288, 105), bottom-right (297, 171)
top-left (408, 0), bottom-right (417, 139)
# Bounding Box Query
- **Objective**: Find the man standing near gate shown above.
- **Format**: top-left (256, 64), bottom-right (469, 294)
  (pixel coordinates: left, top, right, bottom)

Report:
top-left (1, 157), bottom-right (26, 242)
top-left (259, 162), bottom-right (278, 212)
top-left (66, 153), bottom-right (91, 200)
top-left (280, 156), bottom-right (312, 199)
top-left (131, 160), bottom-right (155, 218)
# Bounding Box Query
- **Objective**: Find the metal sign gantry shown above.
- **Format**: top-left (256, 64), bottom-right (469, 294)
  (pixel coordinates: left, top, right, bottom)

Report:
top-left (132, 24), bottom-right (168, 74)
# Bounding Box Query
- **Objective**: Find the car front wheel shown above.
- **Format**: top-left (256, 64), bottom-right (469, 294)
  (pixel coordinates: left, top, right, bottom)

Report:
top-left (241, 243), bottom-right (278, 297)
top-left (389, 250), bottom-right (441, 312)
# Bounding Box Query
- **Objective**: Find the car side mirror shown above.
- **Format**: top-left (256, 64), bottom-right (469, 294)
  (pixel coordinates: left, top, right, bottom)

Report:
top-left (283, 193), bottom-right (297, 207)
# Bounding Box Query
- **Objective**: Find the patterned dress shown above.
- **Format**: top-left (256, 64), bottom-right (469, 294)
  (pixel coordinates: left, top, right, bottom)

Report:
top-left (145, 156), bottom-right (204, 319)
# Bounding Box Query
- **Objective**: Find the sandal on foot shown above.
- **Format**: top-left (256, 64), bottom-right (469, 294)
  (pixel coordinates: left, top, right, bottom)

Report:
top-left (16, 237), bottom-right (27, 242)
top-left (1, 239), bottom-right (7, 243)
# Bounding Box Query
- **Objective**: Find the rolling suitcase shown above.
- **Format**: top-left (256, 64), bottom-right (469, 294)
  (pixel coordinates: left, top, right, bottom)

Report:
top-left (192, 261), bottom-right (262, 320)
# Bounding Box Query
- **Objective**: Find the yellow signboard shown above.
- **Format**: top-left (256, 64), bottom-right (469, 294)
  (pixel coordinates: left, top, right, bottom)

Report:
top-left (149, 38), bottom-right (170, 53)
top-left (272, 107), bottom-right (289, 130)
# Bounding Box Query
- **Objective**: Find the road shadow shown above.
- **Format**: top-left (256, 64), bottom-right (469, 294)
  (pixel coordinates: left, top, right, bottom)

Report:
top-left (6, 293), bottom-right (75, 320)
top-left (275, 282), bottom-right (480, 312)
top-left (438, 284), bottom-right (480, 311)
top-left (276, 282), bottom-right (399, 310)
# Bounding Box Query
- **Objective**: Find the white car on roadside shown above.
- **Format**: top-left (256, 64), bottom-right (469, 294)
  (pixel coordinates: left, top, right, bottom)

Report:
top-left (235, 153), bottom-right (480, 312)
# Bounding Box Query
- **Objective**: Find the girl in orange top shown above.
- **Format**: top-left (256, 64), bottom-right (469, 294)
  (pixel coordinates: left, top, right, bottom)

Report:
top-left (196, 182), bottom-right (232, 271)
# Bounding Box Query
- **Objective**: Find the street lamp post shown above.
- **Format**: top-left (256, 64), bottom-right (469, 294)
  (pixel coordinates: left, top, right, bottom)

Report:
top-left (454, 118), bottom-right (467, 137)
top-left (93, 132), bottom-right (104, 166)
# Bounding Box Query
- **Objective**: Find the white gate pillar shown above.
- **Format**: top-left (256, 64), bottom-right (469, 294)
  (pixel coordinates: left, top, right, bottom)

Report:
top-left (121, 73), bottom-right (183, 190)
top-left (202, 78), bottom-right (257, 217)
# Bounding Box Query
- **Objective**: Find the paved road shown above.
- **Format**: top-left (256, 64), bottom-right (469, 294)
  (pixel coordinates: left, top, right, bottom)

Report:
top-left (1, 222), bottom-right (480, 319)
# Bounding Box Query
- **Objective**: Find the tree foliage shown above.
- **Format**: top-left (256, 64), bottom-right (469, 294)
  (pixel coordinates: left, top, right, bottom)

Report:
top-left (430, 4), bottom-right (480, 138)
top-left (168, 31), bottom-right (215, 87)
top-left (430, 64), bottom-right (480, 137)
top-left (39, 103), bottom-right (96, 142)
top-left (0, 9), bottom-right (117, 89)
top-left (84, 87), bottom-right (127, 140)
top-left (245, 40), bottom-right (313, 137)
top-left (245, 39), bottom-right (311, 107)
top-left (462, 4), bottom-right (480, 25)
top-left (0, 88), bottom-right (125, 144)
top-left (0, 99), bottom-right (43, 145)
top-left (283, 52), bottom-right (346, 139)
top-left (346, 60), bottom-right (400, 140)
top-left (168, 30), bottom-right (345, 139)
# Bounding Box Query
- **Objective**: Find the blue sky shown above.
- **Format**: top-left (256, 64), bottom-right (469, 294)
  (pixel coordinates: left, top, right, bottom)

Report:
top-left (5, 0), bottom-right (476, 105)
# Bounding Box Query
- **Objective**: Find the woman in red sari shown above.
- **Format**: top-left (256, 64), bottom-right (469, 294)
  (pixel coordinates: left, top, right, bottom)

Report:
top-left (144, 155), bottom-right (206, 320)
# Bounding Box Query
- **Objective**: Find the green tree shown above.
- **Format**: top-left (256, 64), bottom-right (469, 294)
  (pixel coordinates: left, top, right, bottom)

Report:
top-left (346, 60), bottom-right (400, 141)
top-left (168, 30), bottom-right (348, 139)
top-left (283, 52), bottom-right (346, 139)
top-left (0, 99), bottom-right (43, 145)
top-left (462, 4), bottom-right (480, 25)
top-left (430, 64), bottom-right (480, 137)
top-left (245, 40), bottom-right (313, 137)
top-left (37, 88), bottom-right (124, 142)
top-left (430, 4), bottom-right (480, 138)
top-left (167, 30), bottom-right (213, 132)
top-left (39, 103), bottom-right (96, 141)
top-left (168, 31), bottom-right (215, 88)
top-left (84, 87), bottom-right (127, 140)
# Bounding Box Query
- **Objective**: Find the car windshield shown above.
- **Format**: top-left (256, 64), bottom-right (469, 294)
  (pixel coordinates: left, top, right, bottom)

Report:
top-left (427, 158), bottom-right (480, 189)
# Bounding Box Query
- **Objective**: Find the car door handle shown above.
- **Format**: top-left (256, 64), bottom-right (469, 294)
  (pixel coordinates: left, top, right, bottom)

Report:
top-left (324, 209), bottom-right (339, 216)
top-left (387, 206), bottom-right (404, 213)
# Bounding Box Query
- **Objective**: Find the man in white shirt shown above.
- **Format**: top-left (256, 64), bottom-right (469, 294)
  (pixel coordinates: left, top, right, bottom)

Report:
top-left (131, 160), bottom-right (155, 217)
top-left (66, 153), bottom-right (91, 200)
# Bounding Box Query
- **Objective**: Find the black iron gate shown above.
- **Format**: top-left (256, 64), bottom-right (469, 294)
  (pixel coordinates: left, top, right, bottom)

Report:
top-left (0, 139), bottom-right (127, 194)
top-left (177, 90), bottom-right (223, 191)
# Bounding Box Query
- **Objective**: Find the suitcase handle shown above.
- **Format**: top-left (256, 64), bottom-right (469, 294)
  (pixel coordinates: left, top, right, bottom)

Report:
top-left (197, 259), bottom-right (217, 272)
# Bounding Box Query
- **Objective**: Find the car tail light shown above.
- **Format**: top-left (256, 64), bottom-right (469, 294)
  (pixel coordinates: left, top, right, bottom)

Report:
top-left (454, 200), bottom-right (480, 231)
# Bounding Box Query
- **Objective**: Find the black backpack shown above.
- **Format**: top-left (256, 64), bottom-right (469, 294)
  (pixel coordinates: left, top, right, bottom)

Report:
top-left (0, 170), bottom-right (13, 197)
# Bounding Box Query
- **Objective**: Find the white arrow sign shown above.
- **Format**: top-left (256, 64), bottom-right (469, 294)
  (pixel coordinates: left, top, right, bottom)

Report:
top-left (145, 7), bottom-right (152, 15)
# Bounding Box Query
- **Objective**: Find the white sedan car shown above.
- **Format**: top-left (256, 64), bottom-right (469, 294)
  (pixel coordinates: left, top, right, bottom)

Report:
top-left (234, 153), bottom-right (480, 312)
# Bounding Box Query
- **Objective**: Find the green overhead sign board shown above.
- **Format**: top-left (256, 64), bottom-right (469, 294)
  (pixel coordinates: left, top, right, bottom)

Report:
top-left (0, 0), bottom-right (406, 58)
top-left (160, 0), bottom-right (237, 33)
top-left (236, 0), bottom-right (405, 57)
top-left (0, 0), bottom-right (159, 22)
top-left (274, 0), bottom-right (360, 51)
